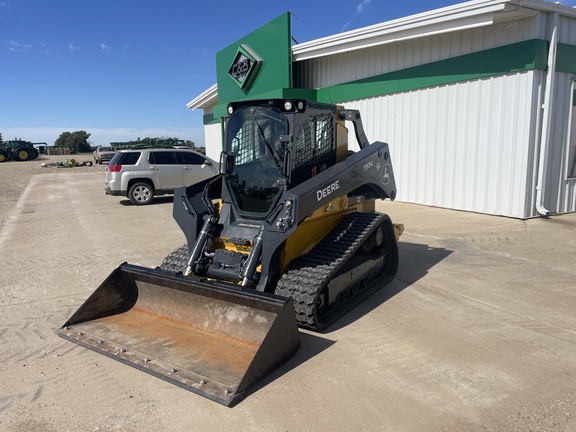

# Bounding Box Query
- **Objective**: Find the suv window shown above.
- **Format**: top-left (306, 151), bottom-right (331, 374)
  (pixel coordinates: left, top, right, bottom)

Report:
top-left (149, 151), bottom-right (177, 165)
top-left (176, 151), bottom-right (206, 165)
top-left (111, 152), bottom-right (141, 165)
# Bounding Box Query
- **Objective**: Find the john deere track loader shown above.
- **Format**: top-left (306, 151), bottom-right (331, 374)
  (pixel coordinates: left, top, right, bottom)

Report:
top-left (58, 98), bottom-right (399, 406)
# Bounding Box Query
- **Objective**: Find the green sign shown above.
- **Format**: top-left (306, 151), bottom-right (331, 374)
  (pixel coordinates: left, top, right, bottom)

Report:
top-left (215, 12), bottom-right (292, 116)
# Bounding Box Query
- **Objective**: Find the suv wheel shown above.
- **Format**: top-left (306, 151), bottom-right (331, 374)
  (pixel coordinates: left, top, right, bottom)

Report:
top-left (128, 182), bottom-right (154, 205)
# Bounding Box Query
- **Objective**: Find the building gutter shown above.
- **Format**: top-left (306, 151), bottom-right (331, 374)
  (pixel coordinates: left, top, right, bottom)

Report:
top-left (535, 12), bottom-right (558, 216)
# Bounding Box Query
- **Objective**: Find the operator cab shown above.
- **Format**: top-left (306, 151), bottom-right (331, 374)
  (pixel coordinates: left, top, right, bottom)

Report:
top-left (222, 99), bottom-right (338, 219)
top-left (224, 103), bottom-right (289, 217)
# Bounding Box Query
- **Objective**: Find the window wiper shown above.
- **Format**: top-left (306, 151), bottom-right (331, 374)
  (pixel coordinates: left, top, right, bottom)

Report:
top-left (254, 120), bottom-right (283, 172)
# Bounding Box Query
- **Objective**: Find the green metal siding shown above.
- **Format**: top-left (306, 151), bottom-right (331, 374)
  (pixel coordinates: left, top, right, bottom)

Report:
top-left (316, 39), bottom-right (550, 104)
top-left (558, 43), bottom-right (576, 74)
top-left (215, 13), bottom-right (292, 116)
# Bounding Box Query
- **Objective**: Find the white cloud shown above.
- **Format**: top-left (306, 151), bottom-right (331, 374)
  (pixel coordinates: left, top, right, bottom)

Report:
top-left (0, 127), bottom-right (206, 148)
top-left (100, 43), bottom-right (110, 53)
top-left (340, 0), bottom-right (372, 33)
top-left (356, 0), bottom-right (372, 13)
top-left (9, 40), bottom-right (32, 52)
top-left (68, 43), bottom-right (80, 52)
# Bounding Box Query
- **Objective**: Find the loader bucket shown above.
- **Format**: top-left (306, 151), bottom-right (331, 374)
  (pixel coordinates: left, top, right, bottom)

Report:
top-left (56, 263), bottom-right (301, 406)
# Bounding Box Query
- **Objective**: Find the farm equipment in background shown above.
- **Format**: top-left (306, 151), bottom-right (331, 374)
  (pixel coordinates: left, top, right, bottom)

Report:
top-left (110, 137), bottom-right (190, 150)
top-left (0, 140), bottom-right (40, 162)
top-left (58, 98), bottom-right (401, 406)
top-left (41, 159), bottom-right (94, 168)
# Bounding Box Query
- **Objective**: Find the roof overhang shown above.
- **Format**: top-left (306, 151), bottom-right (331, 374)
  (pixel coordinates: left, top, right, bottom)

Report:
top-left (292, 0), bottom-right (518, 61)
top-left (186, 83), bottom-right (218, 110)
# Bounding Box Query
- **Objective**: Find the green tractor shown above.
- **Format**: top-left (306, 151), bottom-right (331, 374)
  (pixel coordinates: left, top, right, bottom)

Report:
top-left (0, 140), bottom-right (40, 162)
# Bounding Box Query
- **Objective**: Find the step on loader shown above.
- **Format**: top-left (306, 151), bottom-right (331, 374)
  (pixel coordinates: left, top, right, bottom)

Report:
top-left (57, 99), bottom-right (400, 406)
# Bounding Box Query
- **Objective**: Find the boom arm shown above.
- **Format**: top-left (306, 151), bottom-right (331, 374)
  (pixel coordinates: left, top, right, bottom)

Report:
top-left (339, 109), bottom-right (370, 150)
top-left (256, 140), bottom-right (396, 291)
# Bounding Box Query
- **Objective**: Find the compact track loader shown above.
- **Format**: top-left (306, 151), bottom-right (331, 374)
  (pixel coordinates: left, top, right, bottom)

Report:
top-left (58, 99), bottom-right (399, 406)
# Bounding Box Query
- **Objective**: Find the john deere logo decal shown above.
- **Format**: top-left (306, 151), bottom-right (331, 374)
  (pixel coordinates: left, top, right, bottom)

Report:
top-left (228, 44), bottom-right (262, 90)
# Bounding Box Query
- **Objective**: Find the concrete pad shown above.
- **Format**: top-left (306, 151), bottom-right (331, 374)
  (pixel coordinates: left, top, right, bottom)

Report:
top-left (0, 172), bottom-right (575, 431)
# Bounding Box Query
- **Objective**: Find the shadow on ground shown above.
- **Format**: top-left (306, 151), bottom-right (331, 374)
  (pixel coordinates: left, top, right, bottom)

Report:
top-left (119, 196), bottom-right (174, 206)
top-left (320, 241), bottom-right (453, 331)
top-left (237, 331), bottom-right (336, 406)
top-left (239, 241), bottom-right (453, 405)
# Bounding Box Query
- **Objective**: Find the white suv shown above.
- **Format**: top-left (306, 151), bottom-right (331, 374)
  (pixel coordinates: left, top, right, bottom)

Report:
top-left (105, 148), bottom-right (219, 205)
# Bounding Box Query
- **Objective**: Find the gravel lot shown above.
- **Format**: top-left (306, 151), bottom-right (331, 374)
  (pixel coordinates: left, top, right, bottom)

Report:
top-left (0, 154), bottom-right (107, 226)
top-left (1, 154), bottom-right (576, 431)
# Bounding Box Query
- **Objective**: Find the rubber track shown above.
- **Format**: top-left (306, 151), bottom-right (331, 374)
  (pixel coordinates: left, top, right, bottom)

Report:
top-left (275, 212), bottom-right (389, 330)
top-left (160, 244), bottom-right (189, 273)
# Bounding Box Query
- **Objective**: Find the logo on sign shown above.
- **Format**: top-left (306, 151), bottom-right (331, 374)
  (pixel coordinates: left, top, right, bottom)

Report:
top-left (228, 45), bottom-right (262, 90)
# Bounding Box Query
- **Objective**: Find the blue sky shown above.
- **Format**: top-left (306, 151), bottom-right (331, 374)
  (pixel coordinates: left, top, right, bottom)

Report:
top-left (1, 0), bottom-right (574, 148)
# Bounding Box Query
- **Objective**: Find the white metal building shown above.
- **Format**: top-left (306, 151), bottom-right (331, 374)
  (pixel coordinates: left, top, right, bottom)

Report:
top-left (188, 0), bottom-right (576, 219)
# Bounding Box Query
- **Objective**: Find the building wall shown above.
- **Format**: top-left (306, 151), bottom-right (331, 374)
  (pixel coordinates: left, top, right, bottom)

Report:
top-left (294, 17), bottom-right (539, 89)
top-left (193, 3), bottom-right (576, 218)
top-left (294, 11), bottom-right (576, 218)
top-left (544, 73), bottom-right (576, 215)
top-left (204, 122), bottom-right (223, 162)
top-left (345, 71), bottom-right (538, 218)
top-left (539, 12), bottom-right (576, 215)
top-left (556, 12), bottom-right (576, 43)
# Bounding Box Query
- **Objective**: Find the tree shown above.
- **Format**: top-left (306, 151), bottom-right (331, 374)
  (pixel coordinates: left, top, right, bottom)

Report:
top-left (55, 130), bottom-right (92, 153)
top-left (0, 132), bottom-right (3, 145)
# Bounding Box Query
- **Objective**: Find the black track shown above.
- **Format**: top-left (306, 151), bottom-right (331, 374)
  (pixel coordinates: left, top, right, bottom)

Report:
top-left (160, 244), bottom-right (189, 273)
top-left (274, 212), bottom-right (398, 331)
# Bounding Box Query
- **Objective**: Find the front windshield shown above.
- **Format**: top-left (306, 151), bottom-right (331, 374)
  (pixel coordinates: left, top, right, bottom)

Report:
top-left (225, 106), bottom-right (288, 217)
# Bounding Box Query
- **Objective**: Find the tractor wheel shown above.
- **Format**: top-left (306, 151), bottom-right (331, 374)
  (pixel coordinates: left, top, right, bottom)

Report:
top-left (0, 152), bottom-right (7, 162)
top-left (15, 148), bottom-right (31, 161)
